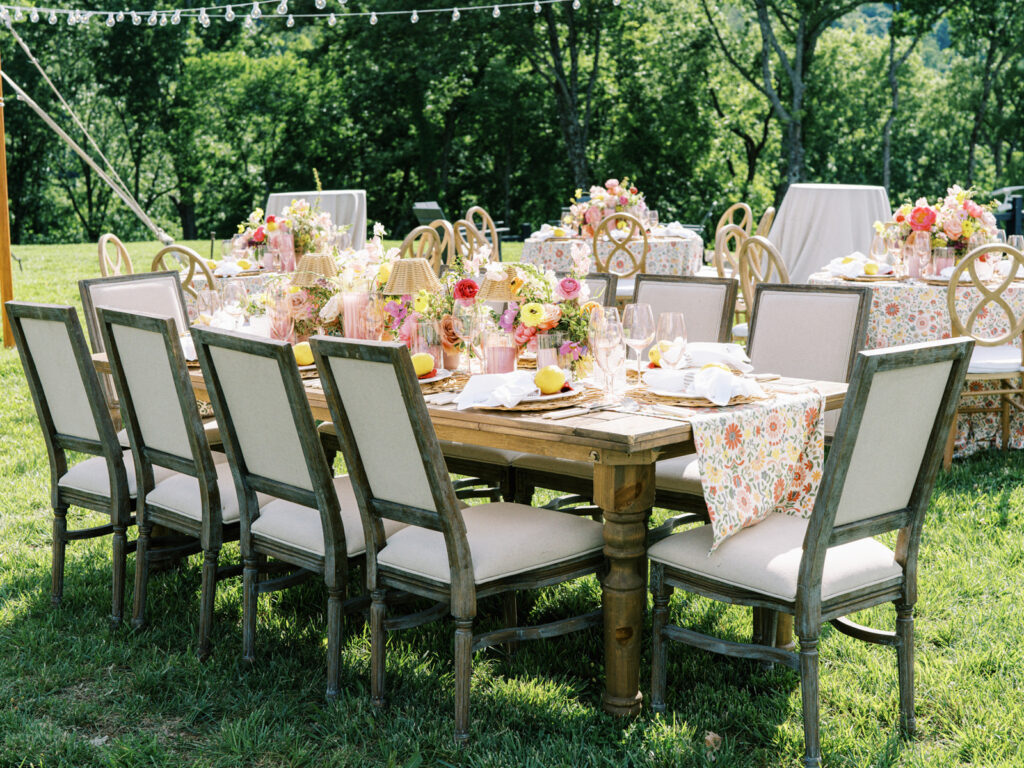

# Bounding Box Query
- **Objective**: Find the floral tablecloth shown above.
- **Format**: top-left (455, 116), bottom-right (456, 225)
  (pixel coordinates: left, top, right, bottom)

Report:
top-left (521, 236), bottom-right (703, 276)
top-left (691, 390), bottom-right (825, 551)
top-left (809, 271), bottom-right (1024, 457)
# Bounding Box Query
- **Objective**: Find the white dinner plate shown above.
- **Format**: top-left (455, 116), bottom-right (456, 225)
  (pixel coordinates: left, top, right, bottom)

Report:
top-left (520, 387), bottom-right (577, 403)
top-left (418, 369), bottom-right (452, 385)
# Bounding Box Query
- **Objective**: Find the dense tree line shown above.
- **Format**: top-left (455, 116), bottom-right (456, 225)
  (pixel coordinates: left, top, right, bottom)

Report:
top-left (2, 0), bottom-right (1024, 244)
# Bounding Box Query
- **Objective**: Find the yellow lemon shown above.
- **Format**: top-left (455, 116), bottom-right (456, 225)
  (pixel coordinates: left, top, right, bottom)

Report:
top-left (534, 365), bottom-right (567, 395)
top-left (648, 340), bottom-right (672, 366)
top-left (411, 352), bottom-right (435, 377)
top-left (293, 342), bottom-right (314, 367)
top-left (864, 262), bottom-right (879, 276)
top-left (553, 228), bottom-right (566, 238)
top-left (841, 257), bottom-right (854, 264)
top-left (701, 362), bottom-right (732, 373)
top-left (237, 259), bottom-right (252, 270)
top-left (206, 260), bottom-right (217, 270)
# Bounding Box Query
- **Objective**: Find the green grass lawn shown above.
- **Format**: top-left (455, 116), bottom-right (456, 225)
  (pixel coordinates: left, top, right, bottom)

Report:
top-left (1, 242), bottom-right (1022, 766)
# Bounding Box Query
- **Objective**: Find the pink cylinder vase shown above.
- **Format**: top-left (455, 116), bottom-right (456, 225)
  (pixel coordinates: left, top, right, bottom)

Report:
top-left (484, 331), bottom-right (517, 374)
top-left (279, 230), bottom-right (296, 272)
top-left (341, 292), bottom-right (370, 339)
top-left (443, 346), bottom-right (461, 371)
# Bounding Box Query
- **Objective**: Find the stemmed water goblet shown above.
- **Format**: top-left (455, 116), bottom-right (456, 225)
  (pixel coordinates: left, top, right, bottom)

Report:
top-left (622, 303), bottom-right (655, 380)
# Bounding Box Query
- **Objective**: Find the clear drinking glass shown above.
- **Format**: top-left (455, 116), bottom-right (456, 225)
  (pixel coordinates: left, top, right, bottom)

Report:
top-left (536, 332), bottom-right (566, 372)
top-left (197, 289), bottom-right (222, 324)
top-left (591, 317), bottom-right (626, 399)
top-left (222, 282), bottom-right (249, 330)
top-left (654, 312), bottom-right (688, 370)
top-left (648, 210), bottom-right (659, 230)
top-left (410, 319), bottom-right (444, 367)
top-left (483, 330), bottom-right (518, 374)
top-left (914, 233), bottom-right (931, 278)
top-left (622, 302), bottom-right (655, 378)
top-left (994, 229), bottom-right (1007, 244)
top-left (1008, 235), bottom-right (1024, 252)
top-left (453, 303), bottom-right (486, 373)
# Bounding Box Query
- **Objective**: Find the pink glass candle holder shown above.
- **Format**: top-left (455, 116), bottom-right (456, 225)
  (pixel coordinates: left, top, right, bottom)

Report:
top-left (341, 292), bottom-right (370, 339)
top-left (484, 331), bottom-right (517, 374)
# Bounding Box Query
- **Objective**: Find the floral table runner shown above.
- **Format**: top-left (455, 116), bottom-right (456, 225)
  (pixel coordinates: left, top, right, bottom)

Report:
top-left (691, 390), bottom-right (825, 551)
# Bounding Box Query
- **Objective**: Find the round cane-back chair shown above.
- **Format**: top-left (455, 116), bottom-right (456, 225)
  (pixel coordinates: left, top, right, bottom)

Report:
top-left (714, 223), bottom-right (748, 280)
top-left (592, 212), bottom-right (648, 278)
top-left (98, 233), bottom-right (134, 277)
top-left (400, 225), bottom-right (444, 274)
top-left (755, 206), bottom-right (776, 237)
top-left (452, 219), bottom-right (490, 263)
top-left (715, 202), bottom-right (753, 238)
top-left (428, 219), bottom-right (456, 270)
top-left (737, 235), bottom-right (789, 312)
top-left (151, 244), bottom-right (215, 299)
top-left (465, 205), bottom-right (500, 254)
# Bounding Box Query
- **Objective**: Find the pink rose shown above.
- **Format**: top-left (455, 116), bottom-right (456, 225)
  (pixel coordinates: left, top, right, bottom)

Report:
top-left (943, 216), bottom-right (963, 241)
top-left (287, 290), bottom-right (313, 320)
top-left (619, 195), bottom-right (629, 205)
top-left (605, 178), bottom-right (619, 190)
top-left (513, 323), bottom-right (536, 346)
top-left (398, 313), bottom-right (419, 347)
top-left (453, 278), bottom-right (478, 306)
top-left (909, 206), bottom-right (937, 232)
top-left (585, 206), bottom-right (602, 226)
top-left (556, 276), bottom-right (581, 301)
top-left (537, 305), bottom-right (562, 331)
top-left (963, 200), bottom-right (984, 219)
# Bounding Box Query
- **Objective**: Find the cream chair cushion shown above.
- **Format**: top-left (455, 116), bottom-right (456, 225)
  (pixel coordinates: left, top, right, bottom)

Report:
top-left (58, 451), bottom-right (177, 498)
top-left (250, 475), bottom-right (404, 557)
top-left (655, 455), bottom-right (703, 496)
top-left (732, 322), bottom-right (749, 339)
top-left (648, 513), bottom-right (902, 602)
top-left (968, 345), bottom-right (1023, 375)
top-left (440, 441), bottom-right (521, 466)
top-left (146, 456), bottom-right (255, 524)
top-left (377, 503), bottom-right (603, 585)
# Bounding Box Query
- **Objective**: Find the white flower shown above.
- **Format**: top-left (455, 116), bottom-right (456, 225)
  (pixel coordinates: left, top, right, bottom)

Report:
top-left (320, 293), bottom-right (345, 322)
top-left (485, 262), bottom-right (506, 280)
top-left (373, 222), bottom-right (387, 239)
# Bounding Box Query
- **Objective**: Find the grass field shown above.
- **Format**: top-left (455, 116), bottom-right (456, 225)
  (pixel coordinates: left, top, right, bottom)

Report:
top-left (1, 241), bottom-right (1022, 767)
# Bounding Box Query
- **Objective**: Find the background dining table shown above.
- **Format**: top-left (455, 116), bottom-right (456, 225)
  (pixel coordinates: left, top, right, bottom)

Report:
top-left (771, 184), bottom-right (891, 282)
top-left (521, 235), bottom-right (703, 276)
top-left (93, 351), bottom-right (846, 717)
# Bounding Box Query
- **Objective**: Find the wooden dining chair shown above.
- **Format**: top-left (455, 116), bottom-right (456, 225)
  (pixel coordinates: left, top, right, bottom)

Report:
top-left (942, 244), bottom-right (1024, 469)
top-left (310, 336), bottom-right (605, 743)
top-left (755, 206), bottom-right (776, 237)
top-left (98, 233), bottom-right (134, 277)
top-left (97, 307), bottom-right (246, 658)
top-left (151, 244), bottom-right (216, 299)
top-left (713, 223), bottom-right (747, 279)
top-left (715, 201), bottom-right (753, 237)
top-left (649, 338), bottom-right (972, 768)
top-left (452, 218), bottom-right (490, 263)
top-left (465, 205), bottom-right (503, 259)
top-left (400, 225), bottom-right (445, 274)
top-left (593, 213), bottom-right (648, 278)
top-left (735, 235), bottom-right (789, 340)
top-left (428, 218), bottom-right (456, 269)
top-left (192, 327), bottom-right (405, 698)
top-left (6, 301), bottom-right (139, 625)
top-left (79, 272), bottom-right (221, 445)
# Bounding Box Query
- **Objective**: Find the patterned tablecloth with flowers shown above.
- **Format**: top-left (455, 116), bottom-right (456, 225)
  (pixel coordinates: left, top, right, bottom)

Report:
top-left (693, 390), bottom-right (825, 551)
top-left (521, 236), bottom-right (703, 276)
top-left (809, 271), bottom-right (1024, 457)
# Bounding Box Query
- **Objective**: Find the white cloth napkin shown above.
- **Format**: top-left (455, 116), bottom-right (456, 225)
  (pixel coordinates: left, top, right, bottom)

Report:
top-left (996, 260), bottom-right (1024, 279)
top-left (455, 372), bottom-right (540, 410)
top-left (654, 222), bottom-right (695, 238)
top-left (214, 262), bottom-right (243, 278)
top-left (643, 366), bottom-right (765, 406)
top-left (683, 342), bottom-right (754, 373)
top-left (939, 266), bottom-right (971, 282)
top-left (825, 252), bottom-right (891, 277)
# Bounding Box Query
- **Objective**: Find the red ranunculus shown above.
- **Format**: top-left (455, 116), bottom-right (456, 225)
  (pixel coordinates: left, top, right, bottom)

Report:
top-left (453, 278), bottom-right (479, 303)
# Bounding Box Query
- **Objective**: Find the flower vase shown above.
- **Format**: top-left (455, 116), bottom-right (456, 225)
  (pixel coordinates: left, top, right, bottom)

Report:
top-left (443, 347), bottom-right (461, 371)
top-left (341, 292), bottom-right (370, 339)
top-left (279, 230), bottom-right (297, 272)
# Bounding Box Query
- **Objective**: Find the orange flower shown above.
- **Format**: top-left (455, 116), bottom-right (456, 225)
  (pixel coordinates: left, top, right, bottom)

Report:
top-left (510, 276), bottom-right (525, 295)
top-left (724, 423), bottom-right (743, 450)
top-left (537, 304), bottom-right (562, 331)
top-left (581, 300), bottom-right (601, 315)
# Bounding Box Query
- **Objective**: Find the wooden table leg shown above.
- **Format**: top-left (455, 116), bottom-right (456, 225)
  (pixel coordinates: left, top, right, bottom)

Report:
top-left (593, 461), bottom-right (655, 717)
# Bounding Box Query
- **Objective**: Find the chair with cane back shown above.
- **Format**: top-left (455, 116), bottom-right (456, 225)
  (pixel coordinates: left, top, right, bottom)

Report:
top-left (98, 233), bottom-right (134, 277)
top-left (151, 244), bottom-right (216, 299)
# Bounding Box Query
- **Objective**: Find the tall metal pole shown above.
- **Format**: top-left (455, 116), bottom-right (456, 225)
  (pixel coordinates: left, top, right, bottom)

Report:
top-left (0, 54), bottom-right (13, 347)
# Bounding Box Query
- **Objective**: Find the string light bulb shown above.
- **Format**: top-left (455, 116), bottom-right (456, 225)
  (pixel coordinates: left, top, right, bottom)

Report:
top-left (410, 10), bottom-right (418, 22)
top-left (249, 2), bottom-right (259, 19)
top-left (328, 12), bottom-right (337, 24)
top-left (130, 11), bottom-right (140, 24)
top-left (159, 12), bottom-right (168, 24)
top-left (106, 12), bottom-right (115, 25)
top-left (533, 1), bottom-right (541, 11)
top-left (492, 4), bottom-right (499, 15)
top-left (286, 13), bottom-right (294, 26)
top-left (171, 9), bottom-right (181, 23)
top-left (30, 9), bottom-right (39, 22)
top-left (116, 11), bottom-right (124, 21)
top-left (369, 11), bottom-right (377, 24)
top-left (276, 0), bottom-right (288, 14)
top-left (66, 13), bottom-right (75, 25)
top-left (572, 0), bottom-right (580, 7)
top-left (315, 0), bottom-right (326, 8)
top-left (147, 10), bottom-right (157, 24)
top-left (226, 5), bottom-right (236, 20)
top-left (13, 7), bottom-right (22, 20)
top-left (47, 10), bottom-right (56, 23)
top-left (451, 7), bottom-right (459, 20)
top-left (613, 0), bottom-right (620, 4)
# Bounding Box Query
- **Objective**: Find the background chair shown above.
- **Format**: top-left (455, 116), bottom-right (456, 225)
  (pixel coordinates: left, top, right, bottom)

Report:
top-left (557, 271), bottom-right (617, 308)
top-left (98, 307), bottom-right (242, 658)
top-left (311, 336), bottom-right (604, 743)
top-left (635, 274), bottom-right (738, 344)
top-left (193, 327), bottom-right (400, 698)
top-left (648, 338), bottom-right (972, 768)
top-left (755, 206), bottom-right (776, 237)
top-left (6, 302), bottom-right (135, 624)
top-left (98, 233), bottom-right (133, 277)
top-left (399, 225), bottom-right (445, 274)
top-left (715, 201), bottom-right (753, 237)
top-left (452, 218), bottom-right (490, 263)
top-left (465, 205), bottom-right (509, 260)
top-left (735, 235), bottom-right (790, 339)
top-left (151, 244), bottom-right (216, 299)
top-left (428, 218), bottom-right (456, 269)
top-left (943, 243), bottom-right (1024, 468)
top-left (593, 212), bottom-right (648, 302)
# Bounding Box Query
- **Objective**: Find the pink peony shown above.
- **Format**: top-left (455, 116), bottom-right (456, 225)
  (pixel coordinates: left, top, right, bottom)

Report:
top-left (619, 195), bottom-right (629, 206)
top-left (909, 205), bottom-right (937, 232)
top-left (963, 200), bottom-right (984, 219)
top-left (604, 178), bottom-right (619, 190)
top-left (513, 323), bottom-right (536, 346)
top-left (398, 313), bottom-right (419, 347)
top-left (585, 206), bottom-right (602, 226)
top-left (453, 278), bottom-right (478, 305)
top-left (556, 276), bottom-right (581, 301)
top-left (943, 216), bottom-right (963, 241)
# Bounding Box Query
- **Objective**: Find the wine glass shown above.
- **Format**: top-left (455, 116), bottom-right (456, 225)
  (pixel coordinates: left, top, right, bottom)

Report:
top-left (453, 303), bottom-right (484, 374)
top-left (648, 210), bottom-right (659, 230)
top-left (655, 312), bottom-right (688, 370)
top-left (1008, 234), bottom-right (1024, 252)
top-left (911, 232), bottom-right (931, 279)
top-left (622, 303), bottom-right (655, 379)
top-left (196, 289), bottom-right (222, 325)
top-left (221, 282), bottom-right (249, 330)
top-left (410, 319), bottom-right (444, 371)
top-left (590, 314), bottom-right (626, 399)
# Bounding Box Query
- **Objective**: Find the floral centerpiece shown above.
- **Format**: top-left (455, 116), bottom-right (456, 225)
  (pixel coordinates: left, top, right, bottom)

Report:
top-left (281, 197), bottom-right (333, 257)
top-left (569, 177), bottom-right (646, 237)
top-left (881, 185), bottom-right (998, 258)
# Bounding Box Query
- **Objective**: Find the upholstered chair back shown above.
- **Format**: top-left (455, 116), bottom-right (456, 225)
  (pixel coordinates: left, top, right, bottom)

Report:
top-left (635, 275), bottom-right (738, 344)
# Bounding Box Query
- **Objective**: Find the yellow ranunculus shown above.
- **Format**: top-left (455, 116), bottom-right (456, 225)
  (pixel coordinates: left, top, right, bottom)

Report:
top-left (520, 302), bottom-right (545, 327)
top-left (378, 262), bottom-right (392, 283)
top-left (266, 220), bottom-right (279, 232)
top-left (288, 285), bottom-right (300, 294)
top-left (413, 291), bottom-right (430, 313)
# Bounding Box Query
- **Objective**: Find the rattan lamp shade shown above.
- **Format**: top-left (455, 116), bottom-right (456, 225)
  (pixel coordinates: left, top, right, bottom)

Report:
top-left (383, 257), bottom-right (442, 295)
top-left (476, 264), bottom-right (518, 302)
top-left (291, 252), bottom-right (339, 287)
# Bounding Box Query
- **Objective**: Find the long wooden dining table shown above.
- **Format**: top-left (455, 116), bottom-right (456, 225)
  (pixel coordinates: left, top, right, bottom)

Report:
top-left (93, 351), bottom-right (846, 717)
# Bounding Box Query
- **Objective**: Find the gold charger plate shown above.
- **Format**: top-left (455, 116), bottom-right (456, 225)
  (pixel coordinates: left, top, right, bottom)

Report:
top-left (840, 273), bottom-right (899, 282)
top-left (474, 387), bottom-right (599, 412)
